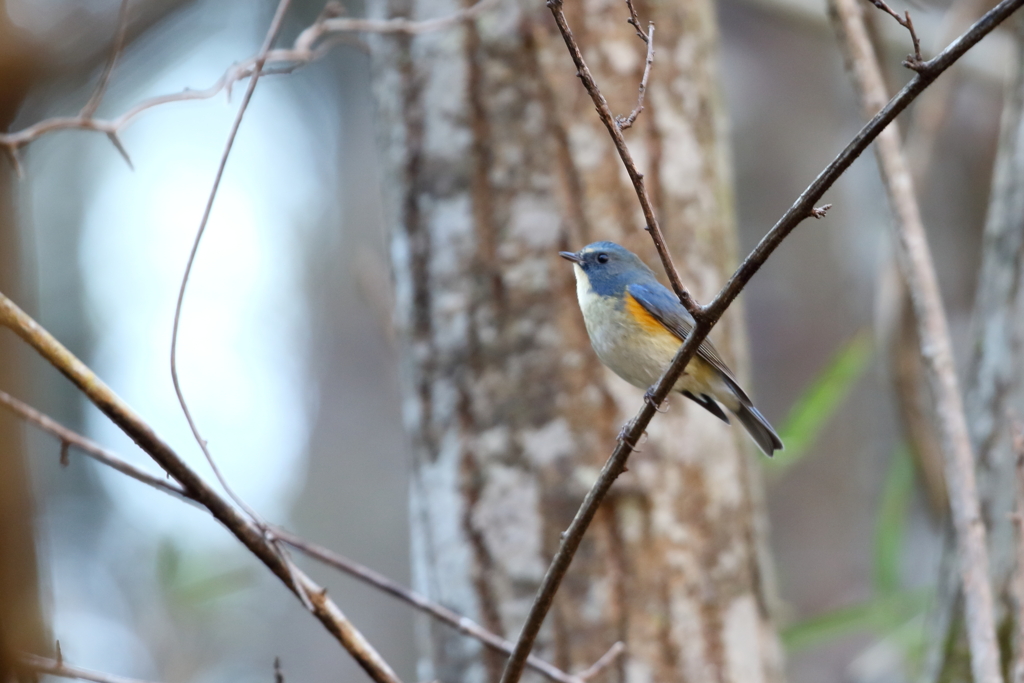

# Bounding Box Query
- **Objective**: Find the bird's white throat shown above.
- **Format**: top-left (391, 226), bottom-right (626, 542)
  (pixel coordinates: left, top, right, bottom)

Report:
top-left (572, 264), bottom-right (598, 311)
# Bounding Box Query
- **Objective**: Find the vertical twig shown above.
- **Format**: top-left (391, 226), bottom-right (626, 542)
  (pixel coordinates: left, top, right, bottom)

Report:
top-left (169, 0), bottom-right (292, 524)
top-left (615, 23), bottom-right (654, 131)
top-left (80, 0), bottom-right (131, 119)
top-left (830, 0), bottom-right (1003, 681)
top-left (545, 0), bottom-right (697, 313)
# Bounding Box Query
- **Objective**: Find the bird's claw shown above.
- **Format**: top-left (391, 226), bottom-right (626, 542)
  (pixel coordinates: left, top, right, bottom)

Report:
top-left (643, 388), bottom-right (668, 413)
top-left (617, 424), bottom-right (647, 453)
top-left (617, 423), bottom-right (631, 442)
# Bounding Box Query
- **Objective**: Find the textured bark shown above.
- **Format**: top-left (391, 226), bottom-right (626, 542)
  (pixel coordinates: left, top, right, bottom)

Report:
top-left (367, 0), bottom-right (784, 681)
top-left (930, 16), bottom-right (1024, 683)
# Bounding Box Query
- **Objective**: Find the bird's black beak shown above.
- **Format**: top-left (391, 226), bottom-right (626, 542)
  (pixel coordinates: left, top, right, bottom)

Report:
top-left (559, 251), bottom-right (582, 264)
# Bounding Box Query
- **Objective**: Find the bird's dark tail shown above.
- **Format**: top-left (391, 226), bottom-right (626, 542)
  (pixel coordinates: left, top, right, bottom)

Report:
top-left (734, 403), bottom-right (783, 457)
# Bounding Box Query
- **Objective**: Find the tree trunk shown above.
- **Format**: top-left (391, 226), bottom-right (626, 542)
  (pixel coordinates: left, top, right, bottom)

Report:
top-left (930, 16), bottom-right (1024, 683)
top-left (367, 0), bottom-right (785, 680)
top-left (0, 45), bottom-right (48, 683)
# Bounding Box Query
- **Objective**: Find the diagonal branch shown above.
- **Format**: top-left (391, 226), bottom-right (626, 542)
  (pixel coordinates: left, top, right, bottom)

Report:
top-left (15, 653), bottom-right (160, 683)
top-left (0, 390), bottom-right (619, 683)
top-left (830, 0), bottom-right (1002, 680)
top-left (0, 294), bottom-right (403, 683)
top-left (0, 389), bottom-right (191, 502)
top-left (496, 0), bottom-right (1024, 681)
top-left (272, 528), bottom-right (624, 683)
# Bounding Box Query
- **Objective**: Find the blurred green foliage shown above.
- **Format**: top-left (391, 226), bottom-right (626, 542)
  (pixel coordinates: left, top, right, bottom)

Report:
top-left (769, 329), bottom-right (873, 473)
top-left (157, 539), bottom-right (256, 608)
top-left (781, 443), bottom-right (931, 676)
top-left (768, 330), bottom-right (931, 676)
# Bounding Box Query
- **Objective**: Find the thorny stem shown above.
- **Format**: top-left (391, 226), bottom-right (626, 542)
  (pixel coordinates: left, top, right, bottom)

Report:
top-left (0, 0), bottom-right (500, 158)
top-left (0, 389), bottom-right (192, 502)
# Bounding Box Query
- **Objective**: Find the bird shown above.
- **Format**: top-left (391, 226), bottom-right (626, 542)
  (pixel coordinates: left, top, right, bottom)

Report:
top-left (559, 241), bottom-right (783, 456)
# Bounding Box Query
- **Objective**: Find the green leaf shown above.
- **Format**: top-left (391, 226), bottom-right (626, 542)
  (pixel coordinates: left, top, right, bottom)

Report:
top-left (769, 329), bottom-right (873, 472)
top-left (175, 565), bottom-right (255, 605)
top-left (874, 444), bottom-right (915, 595)
top-left (782, 589), bottom-right (929, 653)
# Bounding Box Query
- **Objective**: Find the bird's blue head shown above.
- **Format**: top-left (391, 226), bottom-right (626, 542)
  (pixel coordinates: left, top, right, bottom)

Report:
top-left (559, 241), bottom-right (657, 297)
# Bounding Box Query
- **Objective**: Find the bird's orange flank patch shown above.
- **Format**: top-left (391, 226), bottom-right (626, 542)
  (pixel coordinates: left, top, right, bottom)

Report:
top-left (625, 293), bottom-right (677, 340)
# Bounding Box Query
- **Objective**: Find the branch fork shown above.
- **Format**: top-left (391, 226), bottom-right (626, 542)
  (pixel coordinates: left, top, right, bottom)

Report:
top-left (866, 0), bottom-right (926, 70)
top-left (616, 22), bottom-right (654, 131)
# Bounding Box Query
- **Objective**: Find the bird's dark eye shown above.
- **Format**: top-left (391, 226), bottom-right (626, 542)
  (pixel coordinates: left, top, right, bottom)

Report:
top-left (597, 253), bottom-right (609, 264)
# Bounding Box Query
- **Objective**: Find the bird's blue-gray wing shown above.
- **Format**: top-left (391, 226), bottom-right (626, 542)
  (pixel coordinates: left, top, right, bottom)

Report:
top-left (625, 282), bottom-right (746, 397)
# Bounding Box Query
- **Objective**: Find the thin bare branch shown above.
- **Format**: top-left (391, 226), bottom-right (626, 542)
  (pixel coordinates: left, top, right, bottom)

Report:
top-left (80, 0), bottom-right (131, 119)
top-left (497, 0), bottom-right (1024, 681)
top-left (0, 0), bottom-right (499, 159)
top-left (0, 389), bottom-right (191, 501)
top-left (833, 0), bottom-right (1000, 679)
top-left (16, 653), bottom-right (160, 683)
top-left (169, 0), bottom-right (291, 528)
top-left (315, 0), bottom-right (497, 34)
top-left (0, 294), bottom-right (403, 683)
top-left (866, 0), bottom-right (925, 68)
top-left (616, 23), bottom-right (654, 131)
top-left (623, 0), bottom-right (647, 40)
top-left (545, 0), bottom-right (697, 313)
top-left (0, 389), bottom-right (604, 683)
top-left (575, 642), bottom-right (625, 681)
top-left (905, 0), bottom-right (988, 180)
top-left (273, 527), bottom-right (616, 683)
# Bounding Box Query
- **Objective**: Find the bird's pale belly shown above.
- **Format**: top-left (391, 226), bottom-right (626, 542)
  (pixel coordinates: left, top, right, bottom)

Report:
top-left (579, 290), bottom-right (722, 398)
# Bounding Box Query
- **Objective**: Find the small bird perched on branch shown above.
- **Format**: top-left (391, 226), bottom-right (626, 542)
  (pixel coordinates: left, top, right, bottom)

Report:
top-left (560, 241), bottom-right (783, 456)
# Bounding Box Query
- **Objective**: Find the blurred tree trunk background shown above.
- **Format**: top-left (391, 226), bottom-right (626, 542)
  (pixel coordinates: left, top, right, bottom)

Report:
top-left (0, 11), bottom-right (48, 675)
top-left (928, 16), bottom-right (1024, 683)
top-left (367, 0), bottom-right (785, 681)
